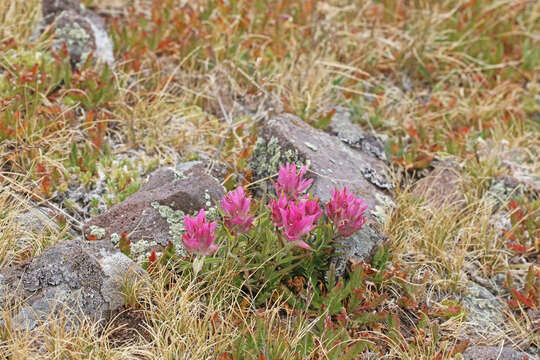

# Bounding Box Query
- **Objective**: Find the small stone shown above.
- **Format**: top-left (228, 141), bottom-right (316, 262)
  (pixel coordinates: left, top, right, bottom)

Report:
top-left (461, 282), bottom-right (505, 334)
top-left (462, 346), bottom-right (535, 360)
top-left (412, 159), bottom-right (466, 210)
top-left (33, 0), bottom-right (114, 68)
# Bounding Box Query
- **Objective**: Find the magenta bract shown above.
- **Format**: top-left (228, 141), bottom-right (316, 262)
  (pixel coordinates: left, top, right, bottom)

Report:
top-left (274, 163), bottom-right (313, 200)
top-left (182, 209), bottom-right (219, 255)
top-left (221, 186), bottom-right (254, 235)
top-left (325, 186), bottom-right (368, 237)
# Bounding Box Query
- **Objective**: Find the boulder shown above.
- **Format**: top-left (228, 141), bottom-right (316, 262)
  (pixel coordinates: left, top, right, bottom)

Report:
top-left (250, 113), bottom-right (394, 275)
top-left (411, 159), bottom-right (466, 210)
top-left (0, 239), bottom-right (143, 330)
top-left (83, 162), bottom-right (224, 260)
top-left (462, 346), bottom-right (535, 360)
top-left (34, 0), bottom-right (114, 68)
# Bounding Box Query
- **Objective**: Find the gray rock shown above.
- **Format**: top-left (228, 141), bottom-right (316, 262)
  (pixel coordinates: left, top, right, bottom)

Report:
top-left (462, 346), bottom-right (536, 360)
top-left (33, 0), bottom-right (114, 68)
top-left (14, 207), bottom-right (59, 234)
top-left (461, 282), bottom-right (505, 334)
top-left (82, 161), bottom-right (224, 260)
top-left (332, 224), bottom-right (388, 276)
top-left (0, 239), bottom-right (143, 330)
top-left (328, 107), bottom-right (387, 162)
top-left (250, 114), bottom-right (394, 275)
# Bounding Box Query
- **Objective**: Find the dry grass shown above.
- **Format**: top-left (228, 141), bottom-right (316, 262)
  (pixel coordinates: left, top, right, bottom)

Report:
top-left (0, 0), bottom-right (538, 358)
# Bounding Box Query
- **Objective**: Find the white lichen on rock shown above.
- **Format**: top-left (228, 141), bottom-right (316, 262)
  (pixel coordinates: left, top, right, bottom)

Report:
top-left (249, 136), bottom-right (305, 181)
top-left (171, 167), bottom-right (187, 180)
top-left (130, 238), bottom-right (158, 263)
top-left (203, 190), bottom-right (220, 222)
top-left (89, 225), bottom-right (106, 240)
top-left (151, 201), bottom-right (187, 257)
top-left (110, 232), bottom-right (120, 245)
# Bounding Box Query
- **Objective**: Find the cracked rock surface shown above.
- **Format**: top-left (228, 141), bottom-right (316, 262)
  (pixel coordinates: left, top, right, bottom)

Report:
top-left (33, 0), bottom-right (114, 68)
top-left (251, 113), bottom-right (395, 275)
top-left (0, 239), bottom-right (143, 330)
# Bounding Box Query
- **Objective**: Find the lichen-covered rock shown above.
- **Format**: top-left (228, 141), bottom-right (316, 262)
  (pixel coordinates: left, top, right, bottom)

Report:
top-left (411, 159), bottom-right (466, 210)
top-left (461, 282), bottom-right (505, 334)
top-left (462, 346), bottom-right (535, 360)
top-left (33, 0), bottom-right (114, 68)
top-left (83, 162), bottom-right (224, 260)
top-left (250, 113), bottom-right (394, 275)
top-left (0, 239), bottom-right (143, 330)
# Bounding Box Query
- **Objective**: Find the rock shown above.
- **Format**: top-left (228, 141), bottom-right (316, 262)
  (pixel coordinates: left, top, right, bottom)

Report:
top-left (0, 239), bottom-right (143, 330)
top-left (411, 159), bottom-right (466, 210)
top-left (12, 206), bottom-right (60, 249)
top-left (14, 207), bottom-right (59, 234)
top-left (332, 223), bottom-right (388, 276)
top-left (83, 162), bottom-right (224, 260)
top-left (34, 0), bottom-right (114, 68)
top-left (486, 174), bottom-right (536, 210)
top-left (462, 346), bottom-right (535, 360)
top-left (327, 107), bottom-right (387, 162)
top-left (476, 139), bottom-right (539, 196)
top-left (461, 282), bottom-right (505, 334)
top-left (250, 113), bottom-right (394, 275)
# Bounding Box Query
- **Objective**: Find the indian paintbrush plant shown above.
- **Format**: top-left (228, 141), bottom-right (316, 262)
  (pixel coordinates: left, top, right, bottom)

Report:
top-left (127, 163), bottom-right (371, 309)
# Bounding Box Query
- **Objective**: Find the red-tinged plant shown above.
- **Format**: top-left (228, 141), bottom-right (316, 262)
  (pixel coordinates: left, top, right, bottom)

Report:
top-left (147, 251), bottom-right (158, 273)
top-left (36, 162), bottom-right (53, 198)
top-left (119, 232), bottom-right (131, 257)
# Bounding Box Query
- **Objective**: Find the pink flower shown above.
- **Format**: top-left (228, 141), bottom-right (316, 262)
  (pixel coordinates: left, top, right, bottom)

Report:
top-left (303, 196), bottom-right (323, 223)
top-left (279, 201), bottom-right (317, 249)
top-left (269, 192), bottom-right (289, 227)
top-left (275, 163), bottom-right (313, 200)
top-left (325, 187), bottom-right (368, 237)
top-left (182, 209), bottom-right (219, 255)
top-left (221, 186), bottom-right (254, 234)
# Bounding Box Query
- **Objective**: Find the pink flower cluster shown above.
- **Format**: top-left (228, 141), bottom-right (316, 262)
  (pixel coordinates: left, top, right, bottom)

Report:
top-left (182, 186), bottom-right (255, 256)
top-left (182, 209), bottom-right (219, 255)
top-left (181, 163), bottom-right (368, 256)
top-left (269, 163), bottom-right (321, 249)
top-left (221, 186), bottom-right (254, 235)
top-left (326, 186), bottom-right (368, 237)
